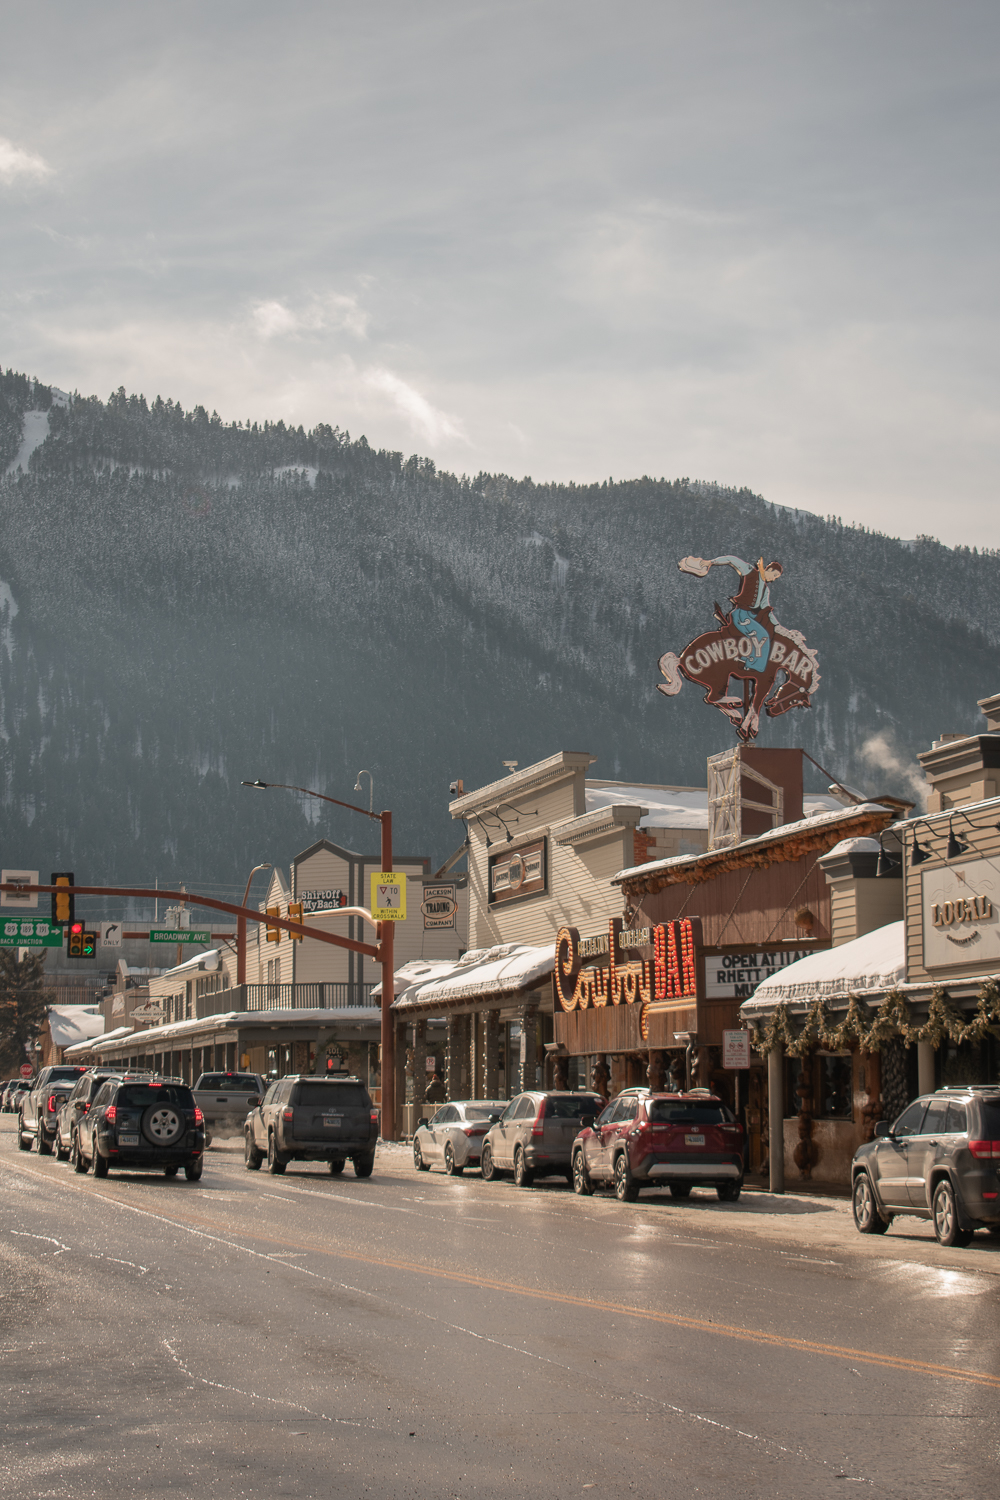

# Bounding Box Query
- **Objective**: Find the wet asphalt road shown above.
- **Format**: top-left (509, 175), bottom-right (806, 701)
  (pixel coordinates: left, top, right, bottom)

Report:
top-left (2, 1115), bottom-right (1000, 1500)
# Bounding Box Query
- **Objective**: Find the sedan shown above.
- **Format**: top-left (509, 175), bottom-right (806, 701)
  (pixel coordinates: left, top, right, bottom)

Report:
top-left (412, 1100), bottom-right (506, 1175)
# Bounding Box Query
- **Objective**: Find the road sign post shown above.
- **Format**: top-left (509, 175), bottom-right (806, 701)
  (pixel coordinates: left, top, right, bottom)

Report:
top-left (148, 928), bottom-right (213, 945)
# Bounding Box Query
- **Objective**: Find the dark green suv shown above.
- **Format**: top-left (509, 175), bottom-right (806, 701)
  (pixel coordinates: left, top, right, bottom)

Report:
top-left (851, 1086), bottom-right (1000, 1247)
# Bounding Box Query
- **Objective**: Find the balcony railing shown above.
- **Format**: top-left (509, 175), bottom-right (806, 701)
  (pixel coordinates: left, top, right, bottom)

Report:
top-left (192, 982), bottom-right (376, 1020)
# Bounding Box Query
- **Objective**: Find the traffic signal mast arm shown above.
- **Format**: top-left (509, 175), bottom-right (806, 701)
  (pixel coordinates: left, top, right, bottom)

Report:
top-left (0, 884), bottom-right (381, 959)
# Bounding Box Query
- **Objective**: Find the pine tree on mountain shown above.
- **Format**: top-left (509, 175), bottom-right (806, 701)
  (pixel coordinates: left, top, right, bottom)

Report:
top-left (0, 949), bottom-right (53, 1075)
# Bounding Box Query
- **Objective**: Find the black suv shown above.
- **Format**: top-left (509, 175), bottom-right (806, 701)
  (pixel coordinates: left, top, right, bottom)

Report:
top-left (75, 1079), bottom-right (205, 1181)
top-left (852, 1085), bottom-right (1000, 1247)
top-left (245, 1074), bottom-right (378, 1177)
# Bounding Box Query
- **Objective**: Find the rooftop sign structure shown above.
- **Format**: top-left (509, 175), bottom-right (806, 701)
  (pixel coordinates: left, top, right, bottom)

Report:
top-left (656, 553), bottom-right (820, 743)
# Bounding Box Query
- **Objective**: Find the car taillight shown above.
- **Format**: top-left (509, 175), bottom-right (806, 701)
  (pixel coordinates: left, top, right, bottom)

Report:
top-left (531, 1103), bottom-right (546, 1138)
top-left (968, 1140), bottom-right (1000, 1159)
top-left (463, 1125), bottom-right (486, 1137)
top-left (283, 1108), bottom-right (294, 1122)
top-left (194, 1107), bottom-right (204, 1125)
top-left (82, 1102), bottom-right (90, 1113)
top-left (47, 1096), bottom-right (59, 1112)
top-left (104, 1105), bottom-right (117, 1123)
top-left (371, 1112), bottom-right (379, 1125)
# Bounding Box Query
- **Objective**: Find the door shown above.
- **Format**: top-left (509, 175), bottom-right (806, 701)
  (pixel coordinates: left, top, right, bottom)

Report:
top-left (424, 1106), bottom-right (455, 1163)
top-left (592, 1099), bottom-right (628, 1181)
top-left (872, 1099), bottom-right (927, 1209)
top-left (907, 1098), bottom-right (950, 1208)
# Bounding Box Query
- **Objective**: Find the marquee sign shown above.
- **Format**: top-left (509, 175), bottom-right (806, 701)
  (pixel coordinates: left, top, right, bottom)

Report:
top-left (656, 553), bottom-right (820, 744)
top-left (553, 917), bottom-right (702, 1041)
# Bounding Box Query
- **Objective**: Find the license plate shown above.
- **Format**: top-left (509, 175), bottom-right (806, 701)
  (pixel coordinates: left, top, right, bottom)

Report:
top-left (323, 1115), bottom-right (342, 1126)
top-left (685, 1134), bottom-right (705, 1146)
top-left (119, 1134), bottom-right (139, 1146)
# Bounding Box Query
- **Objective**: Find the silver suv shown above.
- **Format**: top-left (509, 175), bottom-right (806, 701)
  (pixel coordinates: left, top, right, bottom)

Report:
top-left (480, 1091), bottom-right (604, 1188)
top-left (245, 1074), bottom-right (379, 1178)
top-left (851, 1085), bottom-right (1000, 1247)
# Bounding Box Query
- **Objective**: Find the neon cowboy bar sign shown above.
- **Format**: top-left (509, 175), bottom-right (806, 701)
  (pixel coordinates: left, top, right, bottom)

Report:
top-left (553, 918), bottom-right (703, 1041)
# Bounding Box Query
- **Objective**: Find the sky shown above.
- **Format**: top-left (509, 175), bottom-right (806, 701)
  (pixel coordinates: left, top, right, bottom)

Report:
top-left (2, 1), bottom-right (999, 548)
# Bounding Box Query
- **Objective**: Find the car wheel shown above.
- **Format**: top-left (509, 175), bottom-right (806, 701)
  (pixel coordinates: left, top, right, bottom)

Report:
top-left (244, 1132), bottom-right (263, 1170)
top-left (16, 1116), bottom-right (30, 1151)
top-left (92, 1146), bottom-right (109, 1178)
top-left (614, 1152), bottom-right (639, 1202)
top-left (204, 1133), bottom-right (213, 1149)
top-left (267, 1134), bottom-right (286, 1175)
top-left (443, 1143), bottom-right (463, 1176)
top-left (353, 1153), bottom-right (375, 1179)
top-left (164, 1165), bottom-right (179, 1176)
top-left (184, 1160), bottom-right (203, 1182)
top-left (36, 1126), bottom-right (52, 1156)
top-left (932, 1179), bottom-right (972, 1247)
top-left (72, 1133), bottom-right (88, 1174)
top-left (142, 1104), bottom-right (184, 1147)
top-left (852, 1171), bottom-right (890, 1235)
top-left (480, 1143), bottom-right (497, 1181)
top-left (669, 1183), bottom-right (692, 1199)
top-left (572, 1150), bottom-right (593, 1196)
top-left (56, 1134), bottom-right (70, 1162)
top-left (717, 1179), bottom-right (742, 1203)
top-left (413, 1139), bottom-right (430, 1172)
top-left (328, 1159), bottom-right (345, 1175)
top-left (513, 1147), bottom-right (534, 1188)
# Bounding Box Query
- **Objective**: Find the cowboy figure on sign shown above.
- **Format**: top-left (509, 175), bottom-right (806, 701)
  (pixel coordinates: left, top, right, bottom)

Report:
top-left (656, 553), bottom-right (820, 743)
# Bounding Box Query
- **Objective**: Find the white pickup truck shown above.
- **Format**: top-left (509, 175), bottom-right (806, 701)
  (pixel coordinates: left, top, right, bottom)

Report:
top-left (191, 1071), bottom-right (265, 1146)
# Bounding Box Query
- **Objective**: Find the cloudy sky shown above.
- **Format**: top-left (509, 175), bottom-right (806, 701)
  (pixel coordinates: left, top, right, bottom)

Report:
top-left (2, 2), bottom-right (998, 547)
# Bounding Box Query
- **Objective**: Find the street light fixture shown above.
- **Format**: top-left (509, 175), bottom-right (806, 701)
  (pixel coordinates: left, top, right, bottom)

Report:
top-left (241, 777), bottom-right (398, 1141)
top-left (354, 769), bottom-right (373, 815)
top-left (234, 863), bottom-right (271, 986)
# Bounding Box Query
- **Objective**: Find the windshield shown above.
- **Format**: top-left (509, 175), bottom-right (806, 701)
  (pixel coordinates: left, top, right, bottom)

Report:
top-left (50, 1067), bottom-right (87, 1080)
top-left (544, 1096), bottom-right (602, 1119)
top-left (197, 1074), bottom-right (260, 1091)
top-left (465, 1104), bottom-right (504, 1120)
top-left (648, 1102), bottom-right (731, 1125)
top-left (117, 1085), bottom-right (193, 1108)
top-left (296, 1083), bottom-right (368, 1108)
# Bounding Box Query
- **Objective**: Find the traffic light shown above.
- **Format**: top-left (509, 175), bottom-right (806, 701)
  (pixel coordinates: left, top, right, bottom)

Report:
top-left (266, 905), bottom-right (282, 944)
top-left (288, 901), bottom-right (303, 942)
top-left (68, 922), bottom-right (97, 959)
top-left (51, 872), bottom-right (74, 929)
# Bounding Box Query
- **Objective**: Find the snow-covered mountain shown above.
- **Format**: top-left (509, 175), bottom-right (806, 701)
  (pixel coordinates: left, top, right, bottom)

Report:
top-left (1, 368), bottom-right (996, 890)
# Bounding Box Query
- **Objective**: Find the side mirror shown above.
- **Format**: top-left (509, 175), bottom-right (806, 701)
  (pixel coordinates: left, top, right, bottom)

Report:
top-left (248, 1097), bottom-right (260, 1107)
top-left (580, 1115), bottom-right (595, 1130)
top-left (874, 1120), bottom-right (893, 1138)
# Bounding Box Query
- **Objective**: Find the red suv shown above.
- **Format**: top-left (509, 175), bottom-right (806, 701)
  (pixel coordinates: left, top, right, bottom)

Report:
top-left (571, 1090), bottom-right (744, 1203)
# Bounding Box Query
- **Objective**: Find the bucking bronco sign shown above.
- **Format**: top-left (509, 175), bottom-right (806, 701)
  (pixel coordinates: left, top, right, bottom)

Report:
top-left (656, 553), bottom-right (820, 743)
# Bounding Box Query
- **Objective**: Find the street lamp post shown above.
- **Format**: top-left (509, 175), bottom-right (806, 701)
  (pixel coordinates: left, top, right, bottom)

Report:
top-left (241, 779), bottom-right (398, 1141)
top-left (237, 863), bottom-right (271, 985)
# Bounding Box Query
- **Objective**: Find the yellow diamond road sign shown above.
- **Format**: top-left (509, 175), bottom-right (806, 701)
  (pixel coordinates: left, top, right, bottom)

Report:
top-left (371, 872), bottom-right (406, 922)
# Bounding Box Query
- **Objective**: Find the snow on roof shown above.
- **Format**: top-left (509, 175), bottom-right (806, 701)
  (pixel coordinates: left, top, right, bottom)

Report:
top-left (739, 922), bottom-right (905, 1014)
top-left (64, 1025), bottom-right (135, 1054)
top-left (158, 947), bottom-right (222, 980)
top-left (824, 837), bottom-right (881, 857)
top-left (614, 802), bottom-right (892, 884)
top-left (584, 783), bottom-right (847, 833)
top-left (372, 958), bottom-right (460, 999)
top-left (85, 1008), bottom-right (381, 1050)
top-left (392, 943), bottom-right (555, 1012)
top-left (46, 1005), bottom-right (105, 1048)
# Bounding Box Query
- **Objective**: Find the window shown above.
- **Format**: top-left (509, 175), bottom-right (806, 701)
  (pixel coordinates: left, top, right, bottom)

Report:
top-left (816, 1055), bottom-right (853, 1120)
top-left (945, 1102), bottom-right (968, 1134)
top-left (295, 1082), bottom-right (367, 1108)
top-left (648, 1102), bottom-right (729, 1125)
top-left (920, 1099), bottom-right (950, 1134)
top-left (892, 1100), bottom-right (928, 1138)
top-left (545, 1096), bottom-right (602, 1120)
top-left (514, 1096), bottom-right (536, 1119)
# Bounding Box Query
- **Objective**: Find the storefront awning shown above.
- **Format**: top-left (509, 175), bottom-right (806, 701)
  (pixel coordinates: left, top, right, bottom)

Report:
top-left (391, 943), bottom-right (555, 1015)
top-left (739, 921), bottom-right (905, 1017)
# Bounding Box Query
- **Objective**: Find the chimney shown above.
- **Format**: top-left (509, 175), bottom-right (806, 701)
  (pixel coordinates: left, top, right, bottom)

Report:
top-left (707, 748), bottom-right (804, 850)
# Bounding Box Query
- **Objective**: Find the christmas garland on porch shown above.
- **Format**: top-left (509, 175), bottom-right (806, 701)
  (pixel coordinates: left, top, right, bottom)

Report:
top-left (749, 976), bottom-right (1000, 1057)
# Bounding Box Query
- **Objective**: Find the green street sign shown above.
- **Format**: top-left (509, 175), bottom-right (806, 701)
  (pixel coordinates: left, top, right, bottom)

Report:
top-left (0, 920), bottom-right (64, 949)
top-left (149, 928), bottom-right (213, 945)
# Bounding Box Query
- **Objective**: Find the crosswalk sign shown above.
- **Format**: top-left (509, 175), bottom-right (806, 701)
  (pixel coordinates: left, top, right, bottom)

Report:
top-left (371, 873), bottom-right (406, 922)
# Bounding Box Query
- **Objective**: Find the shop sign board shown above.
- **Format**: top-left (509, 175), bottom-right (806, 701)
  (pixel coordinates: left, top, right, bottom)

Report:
top-left (371, 873), bottom-right (406, 922)
top-left (299, 888), bottom-right (348, 914)
top-left (704, 950), bottom-right (813, 1001)
top-left (655, 552), bottom-right (820, 744)
top-left (922, 858), bottom-right (1000, 970)
top-left (0, 918), bottom-right (64, 948)
top-left (722, 1029), bottom-right (751, 1069)
top-left (421, 884), bottom-right (457, 930)
top-left (489, 839), bottom-right (546, 906)
top-left (131, 1001), bottom-right (164, 1019)
top-left (112, 994), bottom-right (125, 1014)
top-left (1, 870), bottom-right (39, 909)
top-left (554, 917), bottom-right (703, 1042)
top-left (149, 928), bottom-right (212, 945)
